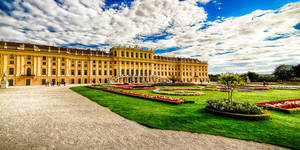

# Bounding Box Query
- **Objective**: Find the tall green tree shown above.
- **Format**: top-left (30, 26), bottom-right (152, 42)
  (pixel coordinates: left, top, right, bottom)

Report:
top-left (218, 73), bottom-right (243, 102)
top-left (273, 64), bottom-right (293, 81)
top-left (292, 64), bottom-right (300, 78)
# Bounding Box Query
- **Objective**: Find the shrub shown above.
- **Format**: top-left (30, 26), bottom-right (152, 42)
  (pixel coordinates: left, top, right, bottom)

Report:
top-left (206, 99), bottom-right (264, 114)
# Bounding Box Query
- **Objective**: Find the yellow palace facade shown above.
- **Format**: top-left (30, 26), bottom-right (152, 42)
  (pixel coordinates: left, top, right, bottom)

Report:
top-left (0, 41), bottom-right (209, 86)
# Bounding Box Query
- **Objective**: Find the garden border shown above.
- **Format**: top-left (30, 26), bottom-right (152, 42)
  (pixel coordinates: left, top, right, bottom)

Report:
top-left (204, 108), bottom-right (271, 120)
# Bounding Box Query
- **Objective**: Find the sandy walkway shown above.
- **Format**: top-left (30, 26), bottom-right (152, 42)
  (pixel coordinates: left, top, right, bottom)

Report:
top-left (0, 86), bottom-right (287, 150)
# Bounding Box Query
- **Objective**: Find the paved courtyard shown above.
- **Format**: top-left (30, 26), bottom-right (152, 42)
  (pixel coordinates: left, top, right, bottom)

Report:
top-left (0, 86), bottom-right (286, 150)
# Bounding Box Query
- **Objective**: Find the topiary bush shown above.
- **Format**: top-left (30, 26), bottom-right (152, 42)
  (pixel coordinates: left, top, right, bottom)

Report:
top-left (206, 99), bottom-right (264, 114)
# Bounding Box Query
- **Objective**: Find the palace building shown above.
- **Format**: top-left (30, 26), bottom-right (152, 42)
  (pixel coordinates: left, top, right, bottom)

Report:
top-left (0, 41), bottom-right (209, 86)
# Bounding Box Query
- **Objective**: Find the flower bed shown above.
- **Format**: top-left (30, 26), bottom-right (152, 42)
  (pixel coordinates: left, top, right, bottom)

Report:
top-left (257, 99), bottom-right (300, 113)
top-left (87, 85), bottom-right (185, 104)
top-left (153, 89), bottom-right (203, 96)
top-left (205, 99), bottom-right (270, 120)
top-left (153, 82), bottom-right (195, 86)
top-left (114, 84), bottom-right (156, 90)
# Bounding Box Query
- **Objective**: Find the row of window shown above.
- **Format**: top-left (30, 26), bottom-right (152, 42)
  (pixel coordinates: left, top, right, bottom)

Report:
top-left (114, 51), bottom-right (152, 59)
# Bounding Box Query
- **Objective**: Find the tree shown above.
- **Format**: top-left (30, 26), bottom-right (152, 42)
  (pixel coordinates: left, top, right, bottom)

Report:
top-left (218, 73), bottom-right (243, 102)
top-left (273, 64), bottom-right (293, 81)
top-left (292, 64), bottom-right (300, 78)
top-left (168, 75), bottom-right (179, 83)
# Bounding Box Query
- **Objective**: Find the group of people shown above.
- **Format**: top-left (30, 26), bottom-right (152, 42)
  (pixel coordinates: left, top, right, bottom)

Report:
top-left (45, 81), bottom-right (66, 87)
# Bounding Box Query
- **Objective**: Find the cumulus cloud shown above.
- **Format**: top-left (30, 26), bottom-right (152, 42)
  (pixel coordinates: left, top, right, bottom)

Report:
top-left (159, 2), bottom-right (300, 74)
top-left (0, 0), bottom-right (299, 74)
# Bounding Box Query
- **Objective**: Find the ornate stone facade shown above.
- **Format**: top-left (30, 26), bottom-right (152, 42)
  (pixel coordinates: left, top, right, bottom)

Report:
top-left (0, 41), bottom-right (208, 86)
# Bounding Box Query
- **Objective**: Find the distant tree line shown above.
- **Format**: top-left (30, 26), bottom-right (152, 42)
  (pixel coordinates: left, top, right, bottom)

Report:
top-left (209, 64), bottom-right (300, 82)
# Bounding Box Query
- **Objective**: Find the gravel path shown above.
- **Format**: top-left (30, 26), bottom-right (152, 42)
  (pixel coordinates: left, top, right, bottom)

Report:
top-left (0, 86), bottom-right (287, 150)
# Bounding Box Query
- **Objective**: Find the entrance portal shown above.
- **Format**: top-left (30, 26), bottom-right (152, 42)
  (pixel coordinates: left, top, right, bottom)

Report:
top-left (26, 79), bottom-right (31, 86)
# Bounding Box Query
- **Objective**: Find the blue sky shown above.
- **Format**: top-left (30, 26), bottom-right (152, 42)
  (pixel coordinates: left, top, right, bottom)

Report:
top-left (0, 0), bottom-right (299, 74)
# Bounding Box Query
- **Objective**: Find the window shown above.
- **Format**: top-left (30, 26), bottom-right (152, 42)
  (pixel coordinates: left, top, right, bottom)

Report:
top-left (27, 61), bottom-right (31, 65)
top-left (71, 70), bottom-right (75, 75)
top-left (126, 52), bottom-right (129, 57)
top-left (71, 64), bottom-right (74, 67)
top-left (121, 69), bottom-right (124, 75)
top-left (84, 70), bottom-right (87, 75)
top-left (42, 56), bottom-right (46, 60)
top-left (136, 53), bottom-right (138, 58)
top-left (78, 70), bottom-right (81, 75)
top-left (52, 62), bottom-right (56, 66)
top-left (84, 60), bottom-right (87, 63)
top-left (121, 51), bottom-right (124, 57)
top-left (52, 57), bottom-right (56, 61)
top-left (114, 69), bottom-right (117, 76)
top-left (126, 61), bottom-right (129, 64)
top-left (122, 61), bottom-right (124, 64)
top-left (9, 61), bottom-right (14, 64)
top-left (114, 61), bottom-right (117, 64)
top-left (104, 70), bottom-right (107, 75)
top-left (78, 64), bottom-right (81, 67)
top-left (9, 68), bottom-right (14, 75)
top-left (99, 70), bottom-right (102, 75)
top-left (93, 70), bottom-right (96, 75)
top-left (104, 61), bottom-right (107, 64)
top-left (27, 55), bottom-right (31, 60)
top-left (71, 79), bottom-right (75, 84)
top-left (109, 70), bottom-right (112, 75)
top-left (144, 53), bottom-right (147, 59)
top-left (61, 69), bottom-right (65, 75)
top-left (149, 54), bottom-right (151, 59)
top-left (136, 69), bottom-right (138, 76)
top-left (140, 53), bottom-right (143, 58)
top-left (42, 62), bottom-right (46, 65)
top-left (10, 54), bottom-right (14, 59)
top-left (61, 57), bottom-right (65, 61)
top-left (93, 60), bottom-right (96, 63)
top-left (126, 69), bottom-right (129, 75)
top-left (62, 63), bottom-right (65, 66)
top-left (72, 59), bottom-right (75, 63)
top-left (84, 64), bottom-right (87, 67)
top-left (42, 68), bottom-right (46, 75)
top-left (131, 52), bottom-right (133, 57)
top-left (78, 60), bottom-right (81, 63)
top-left (114, 51), bottom-right (117, 56)
top-left (52, 69), bottom-right (56, 75)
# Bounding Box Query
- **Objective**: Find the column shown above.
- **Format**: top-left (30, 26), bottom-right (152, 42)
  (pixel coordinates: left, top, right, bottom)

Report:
top-left (37, 56), bottom-right (41, 76)
top-left (21, 56), bottom-right (25, 75)
top-left (16, 55), bottom-right (20, 76)
top-left (47, 57), bottom-right (51, 76)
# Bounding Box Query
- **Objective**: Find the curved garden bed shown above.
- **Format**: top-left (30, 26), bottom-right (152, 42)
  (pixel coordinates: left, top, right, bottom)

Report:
top-left (153, 89), bottom-right (203, 96)
top-left (204, 108), bottom-right (271, 120)
top-left (257, 99), bottom-right (300, 113)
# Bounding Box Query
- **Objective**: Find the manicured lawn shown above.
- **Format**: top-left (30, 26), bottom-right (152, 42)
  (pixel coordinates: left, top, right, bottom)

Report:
top-left (71, 86), bottom-right (300, 149)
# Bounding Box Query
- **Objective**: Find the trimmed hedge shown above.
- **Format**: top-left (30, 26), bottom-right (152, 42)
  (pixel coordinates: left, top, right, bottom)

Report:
top-left (204, 108), bottom-right (271, 120)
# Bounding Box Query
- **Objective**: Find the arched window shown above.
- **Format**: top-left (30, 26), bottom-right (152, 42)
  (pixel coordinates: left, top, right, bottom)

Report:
top-left (26, 68), bottom-right (31, 76)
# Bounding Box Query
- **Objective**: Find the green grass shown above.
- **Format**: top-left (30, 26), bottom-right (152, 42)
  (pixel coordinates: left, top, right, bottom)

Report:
top-left (71, 86), bottom-right (300, 149)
